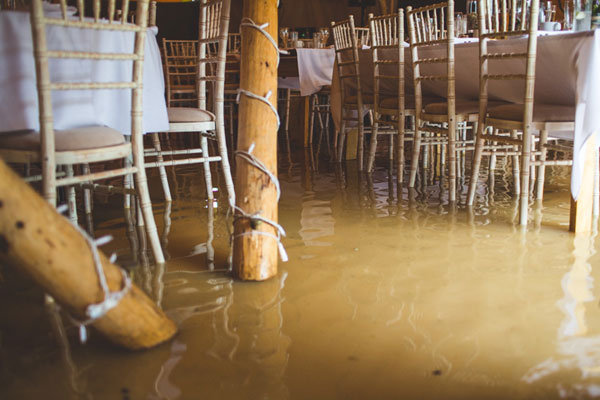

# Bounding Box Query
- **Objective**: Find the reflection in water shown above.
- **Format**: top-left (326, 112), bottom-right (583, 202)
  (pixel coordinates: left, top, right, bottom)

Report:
top-left (3, 150), bottom-right (600, 399)
top-left (522, 234), bottom-right (600, 397)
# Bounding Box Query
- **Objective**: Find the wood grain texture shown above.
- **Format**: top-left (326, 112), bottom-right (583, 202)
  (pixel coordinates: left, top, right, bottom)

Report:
top-left (233, 0), bottom-right (279, 281)
top-left (0, 160), bottom-right (177, 350)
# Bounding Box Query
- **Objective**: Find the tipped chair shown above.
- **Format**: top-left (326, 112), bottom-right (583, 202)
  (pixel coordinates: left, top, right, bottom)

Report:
top-left (406, 0), bottom-right (480, 203)
top-left (366, 9), bottom-right (406, 178)
top-left (145, 0), bottom-right (235, 206)
top-left (467, 0), bottom-right (575, 225)
top-left (0, 0), bottom-right (165, 263)
top-left (331, 15), bottom-right (373, 170)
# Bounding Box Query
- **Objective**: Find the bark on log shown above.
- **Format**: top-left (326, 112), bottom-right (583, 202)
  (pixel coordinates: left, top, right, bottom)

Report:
top-left (233, 0), bottom-right (279, 281)
top-left (0, 160), bottom-right (177, 350)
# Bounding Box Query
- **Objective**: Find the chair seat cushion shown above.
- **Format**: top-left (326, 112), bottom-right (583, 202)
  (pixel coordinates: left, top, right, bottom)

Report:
top-left (379, 96), bottom-right (444, 111)
top-left (0, 126), bottom-right (125, 151)
top-left (344, 95), bottom-right (374, 106)
top-left (168, 107), bottom-right (216, 123)
top-left (423, 100), bottom-right (485, 115)
top-left (487, 103), bottom-right (575, 123)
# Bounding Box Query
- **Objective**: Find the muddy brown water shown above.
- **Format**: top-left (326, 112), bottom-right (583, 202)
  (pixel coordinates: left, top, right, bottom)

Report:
top-left (1, 145), bottom-right (600, 399)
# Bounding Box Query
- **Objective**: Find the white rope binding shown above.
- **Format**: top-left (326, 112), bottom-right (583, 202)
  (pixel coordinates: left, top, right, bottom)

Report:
top-left (55, 204), bottom-right (132, 343)
top-left (233, 15), bottom-right (289, 263)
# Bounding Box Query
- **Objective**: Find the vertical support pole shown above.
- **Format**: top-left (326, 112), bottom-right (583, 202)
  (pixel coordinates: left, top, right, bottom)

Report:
top-left (234, 0), bottom-right (279, 281)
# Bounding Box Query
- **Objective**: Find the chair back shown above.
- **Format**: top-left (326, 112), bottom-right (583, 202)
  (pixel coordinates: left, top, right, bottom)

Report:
top-left (368, 10), bottom-right (404, 116)
top-left (478, 0), bottom-right (539, 123)
top-left (162, 39), bottom-right (198, 107)
top-left (406, 1), bottom-right (454, 119)
top-left (29, 0), bottom-right (150, 199)
top-left (355, 27), bottom-right (371, 46)
top-left (331, 15), bottom-right (364, 109)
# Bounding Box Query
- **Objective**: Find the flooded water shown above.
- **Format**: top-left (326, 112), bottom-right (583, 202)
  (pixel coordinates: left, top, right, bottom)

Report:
top-left (1, 138), bottom-right (600, 399)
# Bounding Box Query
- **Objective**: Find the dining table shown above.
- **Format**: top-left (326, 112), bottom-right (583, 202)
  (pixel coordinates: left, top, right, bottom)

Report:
top-left (329, 30), bottom-right (600, 232)
top-left (0, 9), bottom-right (170, 135)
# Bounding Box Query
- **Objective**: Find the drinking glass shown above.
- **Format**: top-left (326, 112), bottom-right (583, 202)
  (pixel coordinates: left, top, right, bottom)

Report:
top-left (279, 27), bottom-right (289, 48)
top-left (574, 0), bottom-right (592, 31)
top-left (319, 27), bottom-right (330, 47)
top-left (313, 32), bottom-right (322, 48)
top-left (290, 31), bottom-right (299, 47)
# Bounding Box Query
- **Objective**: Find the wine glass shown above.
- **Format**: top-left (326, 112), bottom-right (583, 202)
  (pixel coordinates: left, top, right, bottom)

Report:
top-left (279, 27), bottom-right (289, 49)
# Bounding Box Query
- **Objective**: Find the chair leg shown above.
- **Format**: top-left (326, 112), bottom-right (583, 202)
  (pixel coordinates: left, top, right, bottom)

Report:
top-left (82, 164), bottom-right (93, 215)
top-left (337, 115), bottom-right (347, 162)
top-left (357, 114), bottom-right (365, 171)
top-left (448, 120), bottom-right (457, 203)
top-left (215, 115), bottom-right (236, 206)
top-left (397, 115), bottom-right (405, 184)
top-left (519, 128), bottom-right (532, 226)
top-left (285, 89), bottom-right (291, 132)
top-left (65, 165), bottom-right (78, 224)
top-left (511, 129), bottom-right (521, 196)
top-left (309, 94), bottom-right (316, 145)
top-left (467, 122), bottom-right (486, 206)
top-left (132, 135), bottom-right (165, 264)
top-left (366, 114), bottom-right (379, 173)
top-left (409, 120), bottom-right (422, 188)
top-left (200, 136), bottom-right (214, 201)
top-left (152, 133), bottom-right (172, 202)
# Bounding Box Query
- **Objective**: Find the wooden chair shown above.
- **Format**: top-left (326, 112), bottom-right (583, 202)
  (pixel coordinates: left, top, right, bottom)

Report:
top-left (467, 0), bottom-right (575, 225)
top-left (0, 0), bottom-right (165, 263)
top-left (366, 9), bottom-right (406, 177)
top-left (331, 15), bottom-right (373, 170)
top-left (145, 0), bottom-right (235, 207)
top-left (355, 27), bottom-right (371, 47)
top-left (406, 0), bottom-right (480, 203)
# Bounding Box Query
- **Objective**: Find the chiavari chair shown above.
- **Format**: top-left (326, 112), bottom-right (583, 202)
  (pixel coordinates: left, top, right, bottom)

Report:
top-left (467, 0), bottom-right (576, 225)
top-left (145, 0), bottom-right (235, 207)
top-left (331, 15), bottom-right (373, 170)
top-left (406, 0), bottom-right (481, 203)
top-left (0, 0), bottom-right (165, 263)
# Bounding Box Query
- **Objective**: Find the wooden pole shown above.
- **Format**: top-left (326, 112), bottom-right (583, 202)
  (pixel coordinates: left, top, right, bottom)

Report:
top-left (233, 0), bottom-right (279, 281)
top-left (0, 160), bottom-right (177, 350)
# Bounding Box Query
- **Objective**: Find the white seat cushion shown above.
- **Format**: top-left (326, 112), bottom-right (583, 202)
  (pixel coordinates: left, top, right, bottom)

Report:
top-left (0, 126), bottom-right (125, 151)
top-left (168, 107), bottom-right (216, 123)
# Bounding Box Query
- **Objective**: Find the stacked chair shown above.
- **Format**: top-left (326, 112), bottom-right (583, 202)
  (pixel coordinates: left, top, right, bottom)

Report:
top-left (331, 15), bottom-right (373, 170)
top-left (406, 0), bottom-right (480, 203)
top-left (366, 9), bottom-right (407, 179)
top-left (467, 0), bottom-right (575, 225)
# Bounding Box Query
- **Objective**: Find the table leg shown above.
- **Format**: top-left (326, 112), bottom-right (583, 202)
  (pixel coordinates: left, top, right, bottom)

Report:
top-left (569, 135), bottom-right (597, 233)
top-left (303, 96), bottom-right (310, 147)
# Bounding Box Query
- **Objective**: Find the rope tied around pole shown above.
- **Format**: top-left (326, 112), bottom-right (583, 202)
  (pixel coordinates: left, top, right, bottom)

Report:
top-left (236, 89), bottom-right (280, 129)
top-left (239, 17), bottom-right (288, 67)
top-left (230, 144), bottom-right (288, 263)
top-left (54, 204), bottom-right (132, 343)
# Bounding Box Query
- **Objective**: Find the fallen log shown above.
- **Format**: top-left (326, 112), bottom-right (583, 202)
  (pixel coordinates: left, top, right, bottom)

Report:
top-left (0, 160), bottom-right (177, 350)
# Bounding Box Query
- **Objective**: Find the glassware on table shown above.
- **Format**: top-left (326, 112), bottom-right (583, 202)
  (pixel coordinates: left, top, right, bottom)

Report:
top-left (313, 32), bottom-right (322, 48)
top-left (279, 27), bottom-right (289, 48)
top-left (564, 0), bottom-right (574, 30)
top-left (319, 27), bottom-right (330, 47)
top-left (455, 12), bottom-right (467, 37)
top-left (574, 0), bottom-right (592, 31)
top-left (289, 31), bottom-right (299, 47)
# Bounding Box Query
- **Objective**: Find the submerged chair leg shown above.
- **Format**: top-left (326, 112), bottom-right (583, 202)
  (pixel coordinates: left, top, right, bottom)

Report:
top-left (366, 114), bottom-right (379, 173)
top-left (409, 121), bottom-right (423, 188)
top-left (65, 165), bottom-right (78, 224)
top-left (201, 136), bottom-right (214, 201)
top-left (535, 129), bottom-right (549, 201)
top-left (519, 128), bottom-right (532, 226)
top-left (511, 129), bottom-right (521, 196)
top-left (152, 133), bottom-right (172, 202)
top-left (467, 122), bottom-right (486, 206)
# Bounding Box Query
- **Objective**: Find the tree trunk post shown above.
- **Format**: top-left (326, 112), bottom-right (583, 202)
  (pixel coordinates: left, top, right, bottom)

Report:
top-left (0, 160), bottom-right (177, 350)
top-left (233, 0), bottom-right (280, 281)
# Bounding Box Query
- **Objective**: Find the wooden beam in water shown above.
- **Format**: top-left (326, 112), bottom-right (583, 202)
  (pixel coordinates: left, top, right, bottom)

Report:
top-left (233, 0), bottom-right (279, 280)
top-left (0, 160), bottom-right (177, 350)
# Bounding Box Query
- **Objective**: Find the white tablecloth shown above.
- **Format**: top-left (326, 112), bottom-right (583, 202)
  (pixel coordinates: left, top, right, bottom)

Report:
top-left (0, 10), bottom-right (169, 135)
top-left (296, 47), bottom-right (335, 96)
top-left (331, 31), bottom-right (600, 200)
